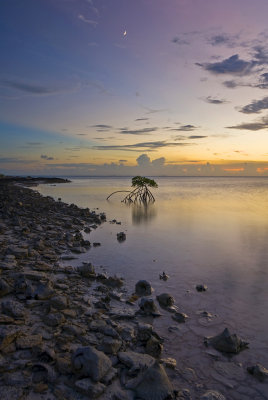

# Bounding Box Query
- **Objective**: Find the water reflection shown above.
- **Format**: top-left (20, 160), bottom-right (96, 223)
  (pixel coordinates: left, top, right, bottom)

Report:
top-left (131, 203), bottom-right (157, 225)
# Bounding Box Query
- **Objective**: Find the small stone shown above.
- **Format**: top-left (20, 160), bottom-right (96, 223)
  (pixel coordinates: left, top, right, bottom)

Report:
top-left (0, 279), bottom-right (12, 297)
top-left (139, 298), bottom-right (160, 316)
top-left (247, 363), bottom-right (268, 382)
top-left (98, 336), bottom-right (122, 355)
top-left (201, 390), bottom-right (226, 400)
top-left (117, 232), bottom-right (126, 242)
top-left (118, 351), bottom-right (155, 374)
top-left (34, 282), bottom-right (54, 300)
top-left (135, 280), bottom-right (153, 296)
top-left (160, 358), bottom-right (177, 369)
top-left (196, 284), bottom-right (208, 292)
top-left (172, 312), bottom-right (188, 323)
top-left (16, 334), bottom-right (42, 349)
top-left (50, 295), bottom-right (69, 310)
top-left (78, 263), bottom-right (96, 278)
top-left (0, 327), bottom-right (19, 351)
top-left (2, 300), bottom-right (26, 319)
top-left (43, 313), bottom-right (65, 327)
top-left (74, 378), bottom-right (106, 398)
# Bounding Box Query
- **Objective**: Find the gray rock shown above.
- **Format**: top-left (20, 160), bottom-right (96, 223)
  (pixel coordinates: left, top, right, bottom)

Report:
top-left (0, 279), bottom-right (12, 297)
top-left (118, 351), bottom-right (155, 375)
top-left (50, 295), bottom-right (69, 310)
top-left (201, 390), bottom-right (226, 400)
top-left (78, 263), bottom-right (96, 278)
top-left (16, 334), bottom-right (42, 349)
top-left (126, 361), bottom-right (175, 400)
top-left (139, 298), bottom-right (160, 316)
top-left (98, 336), bottom-right (122, 355)
top-left (117, 232), bottom-right (126, 242)
top-left (157, 293), bottom-right (175, 307)
top-left (43, 313), bottom-right (65, 327)
top-left (204, 328), bottom-right (249, 354)
top-left (135, 280), bottom-right (153, 296)
top-left (172, 312), bottom-right (188, 323)
top-left (160, 358), bottom-right (177, 369)
top-left (74, 378), bottom-right (106, 397)
top-left (72, 346), bottom-right (112, 381)
top-left (196, 284), bottom-right (208, 292)
top-left (247, 363), bottom-right (268, 382)
top-left (0, 327), bottom-right (19, 351)
top-left (2, 300), bottom-right (26, 319)
top-left (146, 336), bottom-right (163, 358)
top-left (34, 282), bottom-right (54, 300)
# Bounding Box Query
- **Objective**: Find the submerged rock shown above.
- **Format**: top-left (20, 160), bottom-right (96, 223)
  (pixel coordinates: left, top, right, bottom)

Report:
top-left (135, 280), bottom-right (153, 296)
top-left (72, 346), bottom-right (112, 381)
top-left (117, 232), bottom-right (126, 242)
top-left (159, 272), bottom-right (169, 281)
top-left (204, 328), bottom-right (249, 354)
top-left (247, 363), bottom-right (268, 382)
top-left (78, 263), bottom-right (96, 278)
top-left (196, 284), bottom-right (208, 292)
top-left (126, 361), bottom-right (175, 400)
top-left (172, 312), bottom-right (188, 323)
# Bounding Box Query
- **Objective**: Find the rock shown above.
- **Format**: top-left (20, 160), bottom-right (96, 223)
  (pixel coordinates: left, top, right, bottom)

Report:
top-left (135, 280), bottom-right (153, 296)
top-left (172, 312), bottom-right (188, 323)
top-left (118, 351), bottom-right (155, 375)
top-left (126, 361), bottom-right (175, 400)
top-left (247, 363), bottom-right (268, 382)
top-left (32, 363), bottom-right (55, 384)
top-left (74, 378), bottom-right (106, 397)
top-left (50, 295), bottom-right (69, 310)
top-left (204, 328), bottom-right (249, 354)
top-left (78, 263), bottom-right (96, 278)
top-left (160, 358), bottom-right (177, 369)
top-left (98, 336), bottom-right (122, 355)
top-left (201, 390), bottom-right (226, 400)
top-left (2, 300), bottom-right (26, 319)
top-left (159, 272), bottom-right (169, 281)
top-left (16, 334), bottom-right (42, 349)
top-left (0, 327), bottom-right (19, 350)
top-left (146, 336), bottom-right (163, 358)
top-left (72, 346), bottom-right (112, 381)
top-left (93, 242), bottom-right (101, 247)
top-left (139, 298), bottom-right (160, 316)
top-left (0, 386), bottom-right (24, 400)
top-left (43, 313), bottom-right (65, 327)
top-left (34, 282), bottom-right (54, 300)
top-left (117, 232), bottom-right (126, 242)
top-left (103, 275), bottom-right (124, 288)
top-left (137, 323), bottom-right (161, 342)
top-left (156, 293), bottom-right (174, 307)
top-left (7, 245), bottom-right (28, 258)
top-left (0, 278), bottom-right (12, 297)
top-left (196, 284), bottom-right (208, 292)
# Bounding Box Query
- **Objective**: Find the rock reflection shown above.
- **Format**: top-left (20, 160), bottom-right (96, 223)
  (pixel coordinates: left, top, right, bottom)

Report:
top-left (131, 203), bottom-right (157, 225)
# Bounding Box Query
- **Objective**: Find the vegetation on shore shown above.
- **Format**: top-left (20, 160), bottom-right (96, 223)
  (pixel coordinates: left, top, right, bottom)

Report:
top-left (107, 176), bottom-right (158, 203)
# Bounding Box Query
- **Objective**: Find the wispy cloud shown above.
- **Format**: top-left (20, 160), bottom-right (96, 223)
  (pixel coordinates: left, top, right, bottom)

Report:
top-left (203, 96), bottom-right (228, 105)
top-left (93, 140), bottom-right (193, 151)
top-left (41, 154), bottom-right (54, 161)
top-left (135, 118), bottom-right (149, 121)
top-left (207, 33), bottom-right (240, 48)
top-left (227, 115), bottom-right (268, 130)
top-left (119, 127), bottom-right (158, 135)
top-left (171, 124), bottom-right (197, 132)
top-left (78, 14), bottom-right (98, 26)
top-left (239, 96), bottom-right (268, 114)
top-left (196, 54), bottom-right (256, 76)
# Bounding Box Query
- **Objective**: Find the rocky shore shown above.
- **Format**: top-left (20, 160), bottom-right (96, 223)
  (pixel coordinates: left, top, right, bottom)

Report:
top-left (0, 180), bottom-right (267, 400)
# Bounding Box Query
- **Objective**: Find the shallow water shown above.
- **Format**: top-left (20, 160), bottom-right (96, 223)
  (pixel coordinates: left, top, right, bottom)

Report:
top-left (37, 177), bottom-right (268, 399)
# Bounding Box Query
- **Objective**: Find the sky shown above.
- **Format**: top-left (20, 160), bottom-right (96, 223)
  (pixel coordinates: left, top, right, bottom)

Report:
top-left (1, 0), bottom-right (268, 176)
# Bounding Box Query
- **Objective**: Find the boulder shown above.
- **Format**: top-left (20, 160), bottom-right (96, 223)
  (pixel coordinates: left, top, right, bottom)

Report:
top-left (139, 298), bottom-right (160, 316)
top-left (74, 378), bottom-right (106, 397)
top-left (135, 280), bottom-right (153, 296)
top-left (78, 263), bottom-right (96, 278)
top-left (204, 328), bottom-right (248, 354)
top-left (72, 346), bottom-right (112, 381)
top-left (247, 363), bottom-right (268, 382)
top-left (156, 293), bottom-right (174, 307)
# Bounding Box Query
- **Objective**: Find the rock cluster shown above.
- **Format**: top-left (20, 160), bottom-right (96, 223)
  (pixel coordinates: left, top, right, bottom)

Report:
top-left (0, 181), bottom-right (176, 399)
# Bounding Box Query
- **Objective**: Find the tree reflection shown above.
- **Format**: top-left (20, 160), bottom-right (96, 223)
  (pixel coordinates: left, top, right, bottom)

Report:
top-left (131, 203), bottom-right (157, 225)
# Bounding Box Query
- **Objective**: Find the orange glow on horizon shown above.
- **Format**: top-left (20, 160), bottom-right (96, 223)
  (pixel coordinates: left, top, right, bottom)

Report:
top-left (222, 168), bottom-right (245, 172)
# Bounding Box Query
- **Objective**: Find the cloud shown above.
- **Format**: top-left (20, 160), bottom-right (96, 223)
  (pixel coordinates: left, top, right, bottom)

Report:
top-left (141, 105), bottom-right (168, 114)
top-left (171, 124), bottom-right (197, 131)
top-left (137, 154), bottom-right (150, 167)
top-left (0, 157), bottom-right (37, 164)
top-left (258, 72), bottom-right (268, 89)
top-left (239, 96), bottom-right (268, 114)
top-left (189, 135), bottom-right (207, 139)
top-left (174, 135), bottom-right (207, 141)
top-left (196, 54), bottom-right (256, 76)
top-left (93, 140), bottom-right (193, 151)
top-left (222, 80), bottom-right (240, 88)
top-left (171, 37), bottom-right (190, 45)
top-left (91, 124), bottom-right (113, 129)
top-left (226, 115), bottom-right (268, 130)
top-left (41, 154), bottom-right (54, 161)
top-left (135, 118), bottom-right (149, 121)
top-left (203, 96), bottom-right (228, 104)
top-left (1, 79), bottom-right (63, 95)
top-left (119, 159), bottom-right (127, 162)
top-left (119, 127), bottom-right (158, 135)
top-left (207, 33), bottom-right (239, 48)
top-left (26, 142), bottom-right (43, 146)
top-left (151, 157), bottom-right (165, 167)
top-left (78, 14), bottom-right (98, 26)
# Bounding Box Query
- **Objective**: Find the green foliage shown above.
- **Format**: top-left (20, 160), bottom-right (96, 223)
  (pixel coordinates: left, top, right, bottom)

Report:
top-left (131, 176), bottom-right (158, 188)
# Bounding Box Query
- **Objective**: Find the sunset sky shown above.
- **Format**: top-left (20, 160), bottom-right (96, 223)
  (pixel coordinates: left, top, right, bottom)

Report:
top-left (1, 0), bottom-right (268, 176)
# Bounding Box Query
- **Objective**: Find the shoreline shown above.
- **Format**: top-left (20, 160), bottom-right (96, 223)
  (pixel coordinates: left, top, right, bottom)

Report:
top-left (0, 179), bottom-right (184, 399)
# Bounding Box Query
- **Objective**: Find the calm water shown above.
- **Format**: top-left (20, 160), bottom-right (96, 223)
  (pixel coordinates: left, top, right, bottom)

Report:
top-left (37, 177), bottom-right (268, 399)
